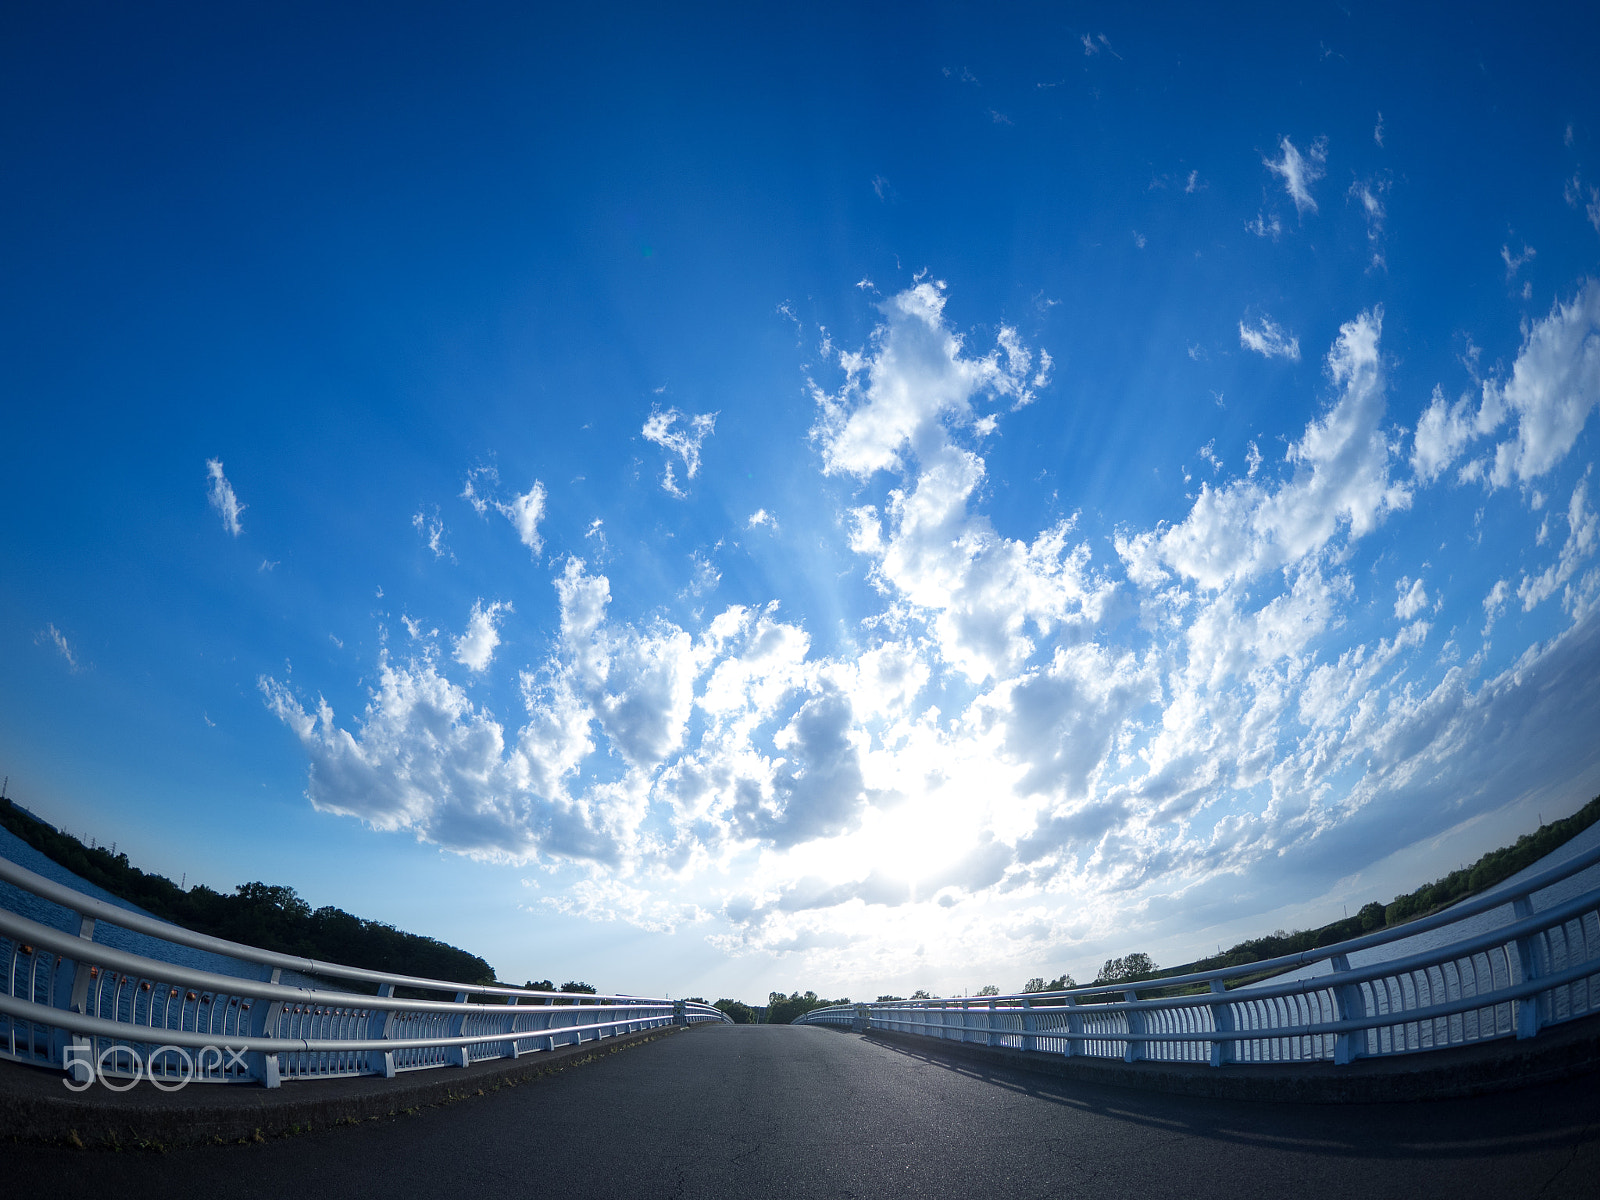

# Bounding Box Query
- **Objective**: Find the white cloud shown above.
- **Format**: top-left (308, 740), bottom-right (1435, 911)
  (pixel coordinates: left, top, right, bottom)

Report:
top-left (1483, 579), bottom-right (1511, 634)
top-left (1518, 476), bottom-right (1598, 611)
top-left (1124, 308), bottom-right (1408, 589)
top-left (412, 508), bottom-right (449, 559)
top-left (1081, 33), bottom-right (1119, 58)
top-left (263, 276), bottom-right (1600, 992)
top-left (454, 599), bottom-right (512, 673)
top-left (1487, 280), bottom-right (1600, 486)
top-left (1567, 174), bottom-right (1600, 234)
top-left (1502, 243), bottom-right (1536, 279)
top-left (1411, 385), bottom-right (1479, 484)
top-left (642, 406), bottom-right (717, 497)
top-left (37, 623), bottom-right (78, 670)
top-left (1239, 314), bottom-right (1300, 361)
top-left (1374, 111), bottom-right (1384, 147)
top-left (462, 468), bottom-right (548, 557)
top-left (501, 483), bottom-right (547, 556)
top-left (1351, 177), bottom-right (1388, 268)
top-left (746, 508), bottom-right (778, 532)
top-left (1264, 135), bottom-right (1327, 217)
top-left (205, 458), bottom-right (244, 537)
top-left (1246, 212), bottom-right (1282, 240)
top-left (1394, 576), bottom-right (1429, 620)
top-left (813, 281), bottom-right (1042, 479)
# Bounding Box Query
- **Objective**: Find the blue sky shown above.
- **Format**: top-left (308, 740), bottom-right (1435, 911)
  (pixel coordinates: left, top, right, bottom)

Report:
top-left (4, 2), bottom-right (1600, 1000)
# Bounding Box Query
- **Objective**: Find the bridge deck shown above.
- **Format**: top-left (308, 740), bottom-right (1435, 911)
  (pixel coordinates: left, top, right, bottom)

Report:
top-left (6, 1023), bottom-right (1599, 1199)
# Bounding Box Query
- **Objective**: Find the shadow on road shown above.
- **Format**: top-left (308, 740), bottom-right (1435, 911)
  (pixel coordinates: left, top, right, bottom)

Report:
top-left (853, 1030), bottom-right (1600, 1163)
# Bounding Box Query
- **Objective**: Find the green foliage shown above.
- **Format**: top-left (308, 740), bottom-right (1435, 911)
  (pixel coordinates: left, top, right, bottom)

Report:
top-left (765, 989), bottom-right (850, 1024)
top-left (1023, 974), bottom-right (1076, 993)
top-left (910, 988), bottom-right (932, 999)
top-left (975, 984), bottom-right (1000, 996)
top-left (876, 994), bottom-right (905, 1002)
top-left (1094, 953), bottom-right (1157, 985)
top-left (0, 794), bottom-right (496, 986)
top-left (559, 981), bottom-right (597, 994)
top-left (713, 998), bottom-right (755, 1023)
top-left (523, 979), bottom-right (556, 992)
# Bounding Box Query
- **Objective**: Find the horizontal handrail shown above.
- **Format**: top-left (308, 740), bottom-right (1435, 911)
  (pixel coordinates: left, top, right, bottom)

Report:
top-left (815, 838), bottom-right (1600, 1013)
top-left (1, 852), bottom-right (731, 1086)
top-left (0, 855), bottom-right (647, 1003)
top-left (0, 991), bottom-right (680, 1056)
top-left (797, 856), bottom-right (1600, 1071)
top-left (0, 906), bottom-right (663, 1014)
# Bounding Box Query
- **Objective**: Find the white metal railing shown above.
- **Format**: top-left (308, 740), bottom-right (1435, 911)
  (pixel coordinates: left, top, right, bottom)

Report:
top-left (0, 856), bottom-right (729, 1087)
top-left (798, 840), bottom-right (1600, 1068)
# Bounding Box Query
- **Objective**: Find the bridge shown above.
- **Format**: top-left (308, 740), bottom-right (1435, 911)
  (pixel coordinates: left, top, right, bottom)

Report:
top-left (4, 848), bottom-right (1600, 1197)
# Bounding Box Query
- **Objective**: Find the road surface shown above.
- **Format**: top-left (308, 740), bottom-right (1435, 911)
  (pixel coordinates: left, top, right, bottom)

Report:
top-left (8, 1024), bottom-right (1599, 1198)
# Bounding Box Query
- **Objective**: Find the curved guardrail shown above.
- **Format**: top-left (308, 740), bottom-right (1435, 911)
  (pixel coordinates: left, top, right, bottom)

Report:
top-left (0, 856), bottom-right (729, 1088)
top-left (798, 840), bottom-right (1600, 1068)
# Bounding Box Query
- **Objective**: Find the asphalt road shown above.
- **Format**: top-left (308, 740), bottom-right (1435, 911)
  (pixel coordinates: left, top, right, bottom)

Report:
top-left (9, 1024), bottom-right (1600, 1199)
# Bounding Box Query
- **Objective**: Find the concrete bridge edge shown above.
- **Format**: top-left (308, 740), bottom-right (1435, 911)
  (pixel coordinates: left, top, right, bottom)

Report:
top-left (817, 1011), bottom-right (1600, 1105)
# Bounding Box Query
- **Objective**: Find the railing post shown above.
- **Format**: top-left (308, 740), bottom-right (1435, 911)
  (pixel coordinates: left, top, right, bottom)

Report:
top-left (1063, 995), bottom-right (1081, 1057)
top-left (368, 983), bottom-right (397, 1077)
top-left (248, 966), bottom-right (284, 1088)
top-left (51, 915), bottom-right (96, 1070)
top-left (1511, 897), bottom-right (1545, 1039)
top-left (1329, 953), bottom-right (1365, 1064)
top-left (986, 999), bottom-right (998, 1048)
top-left (1207, 980), bottom-right (1235, 1067)
top-left (448, 991), bottom-right (470, 1066)
top-left (1123, 990), bottom-right (1144, 1063)
top-left (501, 994), bottom-right (521, 1058)
top-left (1020, 997), bottom-right (1037, 1053)
top-left (673, 999), bottom-right (687, 1026)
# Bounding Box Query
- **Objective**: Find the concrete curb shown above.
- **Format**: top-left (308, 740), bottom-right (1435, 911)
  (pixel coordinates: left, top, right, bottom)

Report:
top-left (0, 1023), bottom-right (693, 1149)
top-left (826, 1012), bottom-right (1600, 1104)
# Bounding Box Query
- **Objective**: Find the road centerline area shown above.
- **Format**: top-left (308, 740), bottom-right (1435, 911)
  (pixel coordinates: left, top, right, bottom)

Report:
top-left (7, 1025), bottom-right (1599, 1200)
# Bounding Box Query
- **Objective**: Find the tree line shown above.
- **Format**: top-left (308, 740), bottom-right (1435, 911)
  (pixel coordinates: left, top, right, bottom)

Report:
top-left (1, 794), bottom-right (496, 987)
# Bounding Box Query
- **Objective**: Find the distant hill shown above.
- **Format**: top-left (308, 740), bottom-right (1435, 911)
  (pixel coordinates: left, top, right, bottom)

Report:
top-left (0, 793), bottom-right (495, 987)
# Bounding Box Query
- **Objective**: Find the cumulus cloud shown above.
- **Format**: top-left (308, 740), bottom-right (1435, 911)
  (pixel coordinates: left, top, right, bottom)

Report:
top-left (643, 406), bottom-right (717, 496)
top-left (1394, 576), bottom-right (1429, 620)
top-left (454, 599), bottom-right (512, 672)
top-left (815, 282), bottom-right (1109, 680)
top-left (1264, 135), bottom-right (1327, 217)
top-left (1486, 280), bottom-right (1600, 486)
top-left (1518, 476), bottom-right (1598, 611)
top-left (747, 508), bottom-right (778, 531)
top-left (205, 459), bottom-right (244, 536)
top-left (266, 277), bottom-right (1600, 988)
top-left (1239, 315), bottom-right (1300, 361)
top-left (463, 467), bottom-right (548, 557)
top-left (1125, 308), bottom-right (1408, 589)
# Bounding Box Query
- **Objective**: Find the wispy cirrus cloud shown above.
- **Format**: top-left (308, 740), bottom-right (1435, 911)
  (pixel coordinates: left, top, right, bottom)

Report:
top-left (37, 623), bottom-right (79, 671)
top-left (642, 406), bottom-right (718, 497)
top-left (1264, 135), bottom-right (1327, 217)
top-left (1238, 314), bottom-right (1300, 361)
top-left (205, 458), bottom-right (244, 536)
